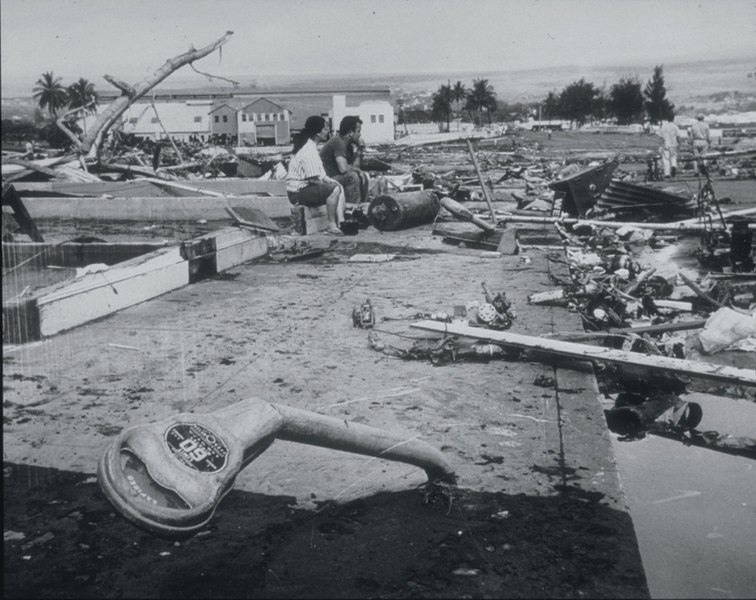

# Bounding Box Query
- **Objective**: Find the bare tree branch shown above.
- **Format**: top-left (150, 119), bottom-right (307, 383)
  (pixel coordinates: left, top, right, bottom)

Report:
top-left (77, 31), bottom-right (234, 156)
top-left (103, 75), bottom-right (136, 98)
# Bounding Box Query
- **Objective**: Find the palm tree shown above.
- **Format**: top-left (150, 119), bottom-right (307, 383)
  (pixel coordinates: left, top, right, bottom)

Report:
top-left (466, 78), bottom-right (497, 127)
top-left (33, 71), bottom-right (68, 119)
top-left (452, 81), bottom-right (466, 129)
top-left (67, 78), bottom-right (99, 113)
top-left (431, 84), bottom-right (453, 132)
top-left (67, 78), bottom-right (99, 134)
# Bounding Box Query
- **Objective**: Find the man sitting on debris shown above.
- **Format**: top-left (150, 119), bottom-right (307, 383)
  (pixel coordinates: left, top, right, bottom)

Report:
top-left (657, 118), bottom-right (681, 179)
top-left (319, 115), bottom-right (370, 204)
top-left (688, 114), bottom-right (711, 176)
top-left (286, 115), bottom-right (346, 235)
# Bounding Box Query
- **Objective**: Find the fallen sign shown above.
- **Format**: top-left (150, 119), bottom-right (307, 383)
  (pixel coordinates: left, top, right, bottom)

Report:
top-left (410, 321), bottom-right (756, 387)
top-left (98, 398), bottom-right (454, 537)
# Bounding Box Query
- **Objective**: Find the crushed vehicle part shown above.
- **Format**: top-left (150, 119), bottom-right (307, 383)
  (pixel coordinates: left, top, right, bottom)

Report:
top-left (352, 299), bottom-right (376, 328)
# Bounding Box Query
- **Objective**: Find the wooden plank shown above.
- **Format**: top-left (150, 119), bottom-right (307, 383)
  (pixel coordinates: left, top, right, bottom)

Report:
top-left (11, 178), bottom-right (286, 198)
top-left (439, 196), bottom-right (495, 232)
top-left (409, 320), bottom-right (756, 387)
top-left (225, 205), bottom-right (280, 232)
top-left (432, 223), bottom-right (501, 250)
top-left (21, 195), bottom-right (291, 220)
top-left (37, 247), bottom-right (189, 337)
top-left (213, 227), bottom-right (270, 272)
top-left (139, 177), bottom-right (286, 198)
top-left (496, 207), bottom-right (756, 231)
top-left (1, 241), bottom-right (170, 269)
top-left (3, 226), bottom-right (269, 342)
top-left (496, 228), bottom-right (518, 254)
top-left (2, 184), bottom-right (44, 242)
top-left (465, 138), bottom-right (497, 222)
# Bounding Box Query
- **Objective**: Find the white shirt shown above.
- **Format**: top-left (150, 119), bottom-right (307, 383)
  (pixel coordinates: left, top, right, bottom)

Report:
top-left (689, 121), bottom-right (710, 143)
top-left (658, 121), bottom-right (680, 148)
top-left (286, 139), bottom-right (325, 192)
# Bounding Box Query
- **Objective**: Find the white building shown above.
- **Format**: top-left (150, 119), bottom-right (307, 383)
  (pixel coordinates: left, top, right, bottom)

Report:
top-left (119, 100), bottom-right (213, 141)
top-left (332, 95), bottom-right (394, 144)
top-left (95, 86), bottom-right (396, 145)
top-left (238, 98), bottom-right (291, 146)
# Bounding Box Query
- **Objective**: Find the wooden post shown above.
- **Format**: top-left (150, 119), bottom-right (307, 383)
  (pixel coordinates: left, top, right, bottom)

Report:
top-left (410, 320), bottom-right (756, 387)
top-left (465, 138), bottom-right (497, 223)
top-left (150, 100), bottom-right (184, 165)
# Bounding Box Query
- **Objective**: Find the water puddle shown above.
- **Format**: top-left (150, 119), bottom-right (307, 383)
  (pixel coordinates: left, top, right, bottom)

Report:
top-left (610, 393), bottom-right (756, 598)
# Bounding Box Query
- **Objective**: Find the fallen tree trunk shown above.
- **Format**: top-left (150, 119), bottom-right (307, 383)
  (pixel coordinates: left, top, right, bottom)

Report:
top-left (77, 31), bottom-right (234, 157)
top-left (410, 320), bottom-right (756, 387)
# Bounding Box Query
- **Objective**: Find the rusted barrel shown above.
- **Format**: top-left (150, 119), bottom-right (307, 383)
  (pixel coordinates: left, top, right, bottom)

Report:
top-left (368, 190), bottom-right (439, 231)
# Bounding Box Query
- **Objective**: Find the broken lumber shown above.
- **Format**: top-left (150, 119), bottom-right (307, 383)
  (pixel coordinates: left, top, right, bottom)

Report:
top-left (432, 222), bottom-right (502, 250)
top-left (19, 195), bottom-right (291, 220)
top-left (225, 205), bottom-right (280, 232)
top-left (409, 320), bottom-right (756, 387)
top-left (647, 427), bottom-right (756, 460)
top-left (12, 178), bottom-right (286, 198)
top-left (2, 226), bottom-right (268, 343)
top-left (78, 31), bottom-right (234, 157)
top-left (677, 272), bottom-right (726, 310)
top-left (495, 207), bottom-right (756, 231)
top-left (439, 196), bottom-right (495, 232)
top-left (2, 184), bottom-right (44, 242)
top-left (466, 139), bottom-right (497, 223)
top-left (2, 240), bottom-right (170, 270)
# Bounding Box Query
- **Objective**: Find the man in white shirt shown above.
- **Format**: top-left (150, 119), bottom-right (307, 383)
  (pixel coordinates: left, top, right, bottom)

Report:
top-left (658, 118), bottom-right (681, 178)
top-left (689, 115), bottom-right (711, 176)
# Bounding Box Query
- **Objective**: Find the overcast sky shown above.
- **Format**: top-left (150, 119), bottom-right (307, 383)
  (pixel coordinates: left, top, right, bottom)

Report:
top-left (2, 0), bottom-right (754, 90)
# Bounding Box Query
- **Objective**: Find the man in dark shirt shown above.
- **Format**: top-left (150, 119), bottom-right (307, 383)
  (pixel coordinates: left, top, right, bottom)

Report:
top-left (319, 115), bottom-right (370, 204)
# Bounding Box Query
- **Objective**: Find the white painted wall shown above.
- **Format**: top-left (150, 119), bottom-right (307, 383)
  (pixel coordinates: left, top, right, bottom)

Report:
top-left (332, 95), bottom-right (395, 144)
top-left (119, 100), bottom-right (213, 140)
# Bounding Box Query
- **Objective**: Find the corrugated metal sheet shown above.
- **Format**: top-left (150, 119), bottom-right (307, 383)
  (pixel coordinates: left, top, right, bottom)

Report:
top-left (597, 180), bottom-right (696, 219)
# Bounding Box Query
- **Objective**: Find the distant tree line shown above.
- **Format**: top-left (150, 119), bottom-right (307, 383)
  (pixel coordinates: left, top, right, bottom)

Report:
top-left (423, 78), bottom-right (498, 130)
top-left (413, 65), bottom-right (676, 130)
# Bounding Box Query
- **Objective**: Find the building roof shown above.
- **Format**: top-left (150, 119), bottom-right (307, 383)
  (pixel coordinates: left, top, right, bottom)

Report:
top-left (208, 103), bottom-right (238, 114)
top-left (98, 86), bottom-right (391, 103)
top-left (241, 97), bottom-right (287, 111)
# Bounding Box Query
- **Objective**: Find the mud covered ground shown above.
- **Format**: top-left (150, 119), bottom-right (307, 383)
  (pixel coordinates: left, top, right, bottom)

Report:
top-left (3, 461), bottom-right (645, 599)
